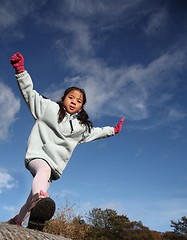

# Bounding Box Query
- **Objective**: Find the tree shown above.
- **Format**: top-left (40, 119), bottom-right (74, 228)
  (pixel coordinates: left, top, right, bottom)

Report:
top-left (161, 231), bottom-right (186, 240)
top-left (87, 208), bottom-right (130, 229)
top-left (85, 208), bottom-right (158, 240)
top-left (171, 216), bottom-right (187, 237)
top-left (86, 208), bottom-right (130, 239)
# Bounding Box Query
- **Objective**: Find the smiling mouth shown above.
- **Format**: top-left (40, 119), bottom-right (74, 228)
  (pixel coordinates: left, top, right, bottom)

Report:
top-left (69, 106), bottom-right (75, 110)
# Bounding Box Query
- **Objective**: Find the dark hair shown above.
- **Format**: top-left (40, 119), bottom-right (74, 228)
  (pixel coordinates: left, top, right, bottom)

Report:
top-left (57, 86), bottom-right (93, 132)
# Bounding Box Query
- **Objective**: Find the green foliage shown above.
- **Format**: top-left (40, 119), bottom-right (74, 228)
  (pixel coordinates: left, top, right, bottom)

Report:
top-left (87, 208), bottom-right (130, 229)
top-left (171, 216), bottom-right (187, 238)
top-left (85, 208), bottom-right (158, 240)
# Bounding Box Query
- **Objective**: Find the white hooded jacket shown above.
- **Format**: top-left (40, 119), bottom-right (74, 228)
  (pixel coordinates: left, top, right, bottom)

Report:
top-left (16, 71), bottom-right (115, 180)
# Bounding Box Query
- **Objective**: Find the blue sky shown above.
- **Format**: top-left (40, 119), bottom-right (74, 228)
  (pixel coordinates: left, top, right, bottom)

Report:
top-left (0, 0), bottom-right (187, 232)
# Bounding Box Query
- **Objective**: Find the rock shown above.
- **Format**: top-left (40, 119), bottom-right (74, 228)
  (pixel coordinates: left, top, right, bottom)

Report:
top-left (0, 222), bottom-right (71, 240)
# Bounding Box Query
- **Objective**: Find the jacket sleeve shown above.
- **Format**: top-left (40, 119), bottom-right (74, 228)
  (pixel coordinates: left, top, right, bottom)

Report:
top-left (15, 70), bottom-right (51, 119)
top-left (79, 126), bottom-right (115, 144)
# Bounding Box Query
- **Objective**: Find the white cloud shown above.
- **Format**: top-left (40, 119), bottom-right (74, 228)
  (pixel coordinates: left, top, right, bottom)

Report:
top-left (12, 0), bottom-right (185, 127)
top-left (0, 82), bottom-right (20, 140)
top-left (37, 1), bottom-right (186, 123)
top-left (51, 46), bottom-right (186, 123)
top-left (0, 169), bottom-right (18, 193)
top-left (168, 107), bottom-right (186, 121)
top-left (144, 9), bottom-right (169, 35)
top-left (45, 44), bottom-right (187, 125)
top-left (63, 0), bottom-right (143, 18)
top-left (0, 7), bottom-right (17, 30)
top-left (0, 1), bottom-right (25, 33)
top-left (0, 0), bottom-right (46, 40)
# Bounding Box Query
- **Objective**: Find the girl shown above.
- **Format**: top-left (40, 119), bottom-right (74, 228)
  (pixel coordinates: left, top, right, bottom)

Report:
top-left (8, 52), bottom-right (125, 230)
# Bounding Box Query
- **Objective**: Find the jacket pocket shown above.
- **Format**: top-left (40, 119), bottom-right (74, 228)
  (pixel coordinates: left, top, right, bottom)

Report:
top-left (42, 142), bottom-right (68, 174)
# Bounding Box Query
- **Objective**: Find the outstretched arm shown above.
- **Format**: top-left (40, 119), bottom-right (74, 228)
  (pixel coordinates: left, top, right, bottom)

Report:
top-left (10, 52), bottom-right (52, 119)
top-left (79, 117), bottom-right (125, 144)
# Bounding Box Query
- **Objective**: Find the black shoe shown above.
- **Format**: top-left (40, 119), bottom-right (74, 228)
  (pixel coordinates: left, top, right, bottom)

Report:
top-left (27, 197), bottom-right (56, 231)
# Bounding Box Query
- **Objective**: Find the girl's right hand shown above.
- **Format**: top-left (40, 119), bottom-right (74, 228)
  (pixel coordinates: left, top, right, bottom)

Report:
top-left (10, 52), bottom-right (25, 74)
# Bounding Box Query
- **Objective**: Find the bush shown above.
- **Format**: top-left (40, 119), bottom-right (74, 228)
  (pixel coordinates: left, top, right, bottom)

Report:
top-left (44, 217), bottom-right (90, 240)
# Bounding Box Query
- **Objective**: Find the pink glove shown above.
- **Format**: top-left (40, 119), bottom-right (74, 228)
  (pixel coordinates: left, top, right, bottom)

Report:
top-left (10, 52), bottom-right (25, 74)
top-left (114, 117), bottom-right (125, 134)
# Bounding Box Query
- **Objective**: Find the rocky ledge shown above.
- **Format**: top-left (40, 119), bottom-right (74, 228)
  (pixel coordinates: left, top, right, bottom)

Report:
top-left (0, 222), bottom-right (71, 240)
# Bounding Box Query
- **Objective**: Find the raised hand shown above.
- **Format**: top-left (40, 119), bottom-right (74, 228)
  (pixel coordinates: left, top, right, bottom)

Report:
top-left (10, 52), bottom-right (25, 74)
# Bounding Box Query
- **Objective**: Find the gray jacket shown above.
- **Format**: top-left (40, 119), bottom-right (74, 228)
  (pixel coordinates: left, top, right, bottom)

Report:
top-left (16, 71), bottom-right (115, 180)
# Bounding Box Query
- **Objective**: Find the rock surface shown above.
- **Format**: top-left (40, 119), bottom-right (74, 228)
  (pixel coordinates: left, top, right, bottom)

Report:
top-left (0, 222), bottom-right (71, 240)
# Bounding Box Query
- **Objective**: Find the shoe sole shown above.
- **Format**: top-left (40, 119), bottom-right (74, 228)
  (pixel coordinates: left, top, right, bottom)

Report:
top-left (27, 197), bottom-right (56, 231)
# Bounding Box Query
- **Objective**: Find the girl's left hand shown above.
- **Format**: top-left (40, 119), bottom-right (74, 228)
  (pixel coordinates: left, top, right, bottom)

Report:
top-left (114, 117), bottom-right (125, 134)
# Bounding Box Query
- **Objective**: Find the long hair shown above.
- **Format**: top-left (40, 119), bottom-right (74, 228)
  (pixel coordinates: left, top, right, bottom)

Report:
top-left (56, 87), bottom-right (93, 132)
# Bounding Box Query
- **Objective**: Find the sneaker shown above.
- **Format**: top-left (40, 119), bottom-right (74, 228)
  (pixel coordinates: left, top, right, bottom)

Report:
top-left (27, 197), bottom-right (56, 231)
top-left (29, 190), bottom-right (50, 212)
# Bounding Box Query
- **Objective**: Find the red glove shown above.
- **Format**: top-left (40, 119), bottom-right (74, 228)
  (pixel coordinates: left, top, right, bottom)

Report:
top-left (10, 52), bottom-right (25, 74)
top-left (114, 117), bottom-right (125, 134)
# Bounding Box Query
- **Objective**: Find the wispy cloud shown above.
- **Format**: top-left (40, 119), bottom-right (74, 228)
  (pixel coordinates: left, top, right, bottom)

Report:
top-left (3, 0), bottom-right (186, 130)
top-left (48, 46), bottom-right (187, 127)
top-left (0, 169), bottom-right (18, 193)
top-left (167, 107), bottom-right (186, 121)
top-left (97, 197), bottom-right (187, 231)
top-left (138, 198), bottom-right (187, 231)
top-left (0, 0), bottom-right (46, 40)
top-left (0, 82), bottom-right (20, 140)
top-left (35, 1), bottom-right (187, 127)
top-left (143, 8), bottom-right (169, 35)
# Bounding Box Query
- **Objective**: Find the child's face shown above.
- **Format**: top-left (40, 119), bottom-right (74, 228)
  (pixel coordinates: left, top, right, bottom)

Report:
top-left (63, 90), bottom-right (84, 114)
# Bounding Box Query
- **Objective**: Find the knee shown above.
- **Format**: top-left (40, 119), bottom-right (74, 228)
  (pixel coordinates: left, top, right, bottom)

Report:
top-left (36, 163), bottom-right (51, 174)
top-left (43, 166), bottom-right (51, 176)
